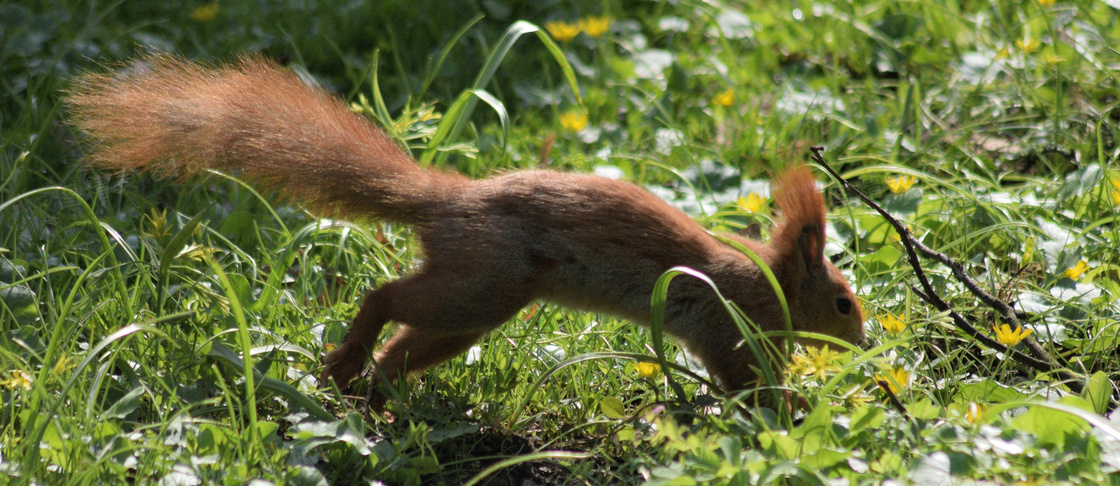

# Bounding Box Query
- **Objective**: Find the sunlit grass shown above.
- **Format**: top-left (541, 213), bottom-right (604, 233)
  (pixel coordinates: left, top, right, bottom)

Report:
top-left (2, 0), bottom-right (1119, 483)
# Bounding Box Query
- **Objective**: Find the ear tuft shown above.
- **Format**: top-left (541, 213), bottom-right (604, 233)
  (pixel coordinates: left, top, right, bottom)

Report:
top-left (771, 166), bottom-right (828, 267)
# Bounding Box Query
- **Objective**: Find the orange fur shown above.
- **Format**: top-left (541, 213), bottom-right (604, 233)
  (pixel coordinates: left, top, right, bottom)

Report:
top-left (65, 56), bottom-right (865, 412)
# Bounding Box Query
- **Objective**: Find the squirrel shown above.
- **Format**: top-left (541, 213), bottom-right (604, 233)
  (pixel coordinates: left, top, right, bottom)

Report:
top-left (64, 55), bottom-right (866, 413)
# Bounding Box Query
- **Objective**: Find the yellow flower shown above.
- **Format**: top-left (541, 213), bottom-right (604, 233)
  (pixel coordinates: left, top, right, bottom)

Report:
top-left (1045, 53), bottom-right (1064, 67)
top-left (737, 192), bottom-right (766, 213)
top-left (51, 355), bottom-right (74, 377)
top-left (786, 353), bottom-right (811, 377)
top-left (545, 21), bottom-right (581, 42)
top-left (1110, 174), bottom-right (1120, 206)
top-left (992, 323), bottom-right (1033, 346)
top-left (807, 346), bottom-right (842, 379)
top-left (839, 384), bottom-right (874, 406)
top-left (889, 225), bottom-right (913, 243)
top-left (559, 110), bottom-right (588, 132)
top-left (885, 174), bottom-right (917, 193)
top-left (965, 402), bottom-right (985, 424)
top-left (635, 362), bottom-right (662, 379)
top-left (190, 2), bottom-right (219, 22)
top-left (995, 47), bottom-right (1011, 59)
top-left (879, 313), bottom-right (905, 335)
top-left (1064, 260), bottom-right (1089, 280)
top-left (578, 16), bottom-right (612, 38)
top-left (711, 88), bottom-right (735, 108)
top-left (1015, 38), bottom-right (1040, 54)
top-left (1038, 0), bottom-right (1056, 6)
top-left (1, 370), bottom-right (33, 390)
top-left (143, 208), bottom-right (169, 240)
top-left (787, 345), bottom-right (843, 382)
top-left (875, 367), bottom-right (909, 394)
top-left (181, 244), bottom-right (217, 262)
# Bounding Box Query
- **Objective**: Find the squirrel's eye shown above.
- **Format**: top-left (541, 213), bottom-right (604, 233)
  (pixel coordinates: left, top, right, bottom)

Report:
top-left (836, 297), bottom-right (852, 315)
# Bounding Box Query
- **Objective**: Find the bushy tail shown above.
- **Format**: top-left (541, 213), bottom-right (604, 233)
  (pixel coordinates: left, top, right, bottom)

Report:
top-left (64, 55), bottom-right (465, 223)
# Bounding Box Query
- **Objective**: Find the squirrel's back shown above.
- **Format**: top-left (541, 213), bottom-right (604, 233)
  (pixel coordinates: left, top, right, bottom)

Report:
top-left (65, 55), bottom-right (466, 223)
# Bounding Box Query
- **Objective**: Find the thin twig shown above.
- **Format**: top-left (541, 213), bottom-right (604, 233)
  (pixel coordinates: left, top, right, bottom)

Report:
top-left (877, 380), bottom-right (911, 420)
top-left (809, 147), bottom-right (1082, 393)
top-left (911, 284), bottom-right (1033, 377)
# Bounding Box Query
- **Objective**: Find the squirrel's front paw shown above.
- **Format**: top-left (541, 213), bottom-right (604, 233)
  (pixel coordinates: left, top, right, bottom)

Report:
top-left (321, 345), bottom-right (365, 389)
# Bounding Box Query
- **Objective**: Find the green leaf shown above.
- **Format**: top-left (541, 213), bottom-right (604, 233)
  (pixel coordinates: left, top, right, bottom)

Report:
top-left (1054, 248), bottom-right (1083, 278)
top-left (1009, 396), bottom-right (1093, 447)
top-left (197, 424), bottom-right (227, 457)
top-left (758, 431), bottom-right (798, 459)
top-left (23, 324), bottom-right (161, 471)
top-left (207, 342), bottom-right (335, 421)
top-left (1057, 164), bottom-right (1103, 200)
top-left (908, 398), bottom-right (940, 420)
top-left (102, 387), bottom-right (145, 419)
top-left (872, 451), bottom-right (904, 475)
top-left (910, 451), bottom-right (969, 484)
top-left (0, 284), bottom-right (37, 325)
top-left (955, 381), bottom-right (1031, 404)
top-left (427, 422), bottom-right (481, 443)
top-left (791, 404), bottom-right (839, 454)
top-left (860, 245), bottom-right (903, 277)
top-left (599, 396), bottom-right (626, 419)
top-left (165, 214), bottom-right (207, 264)
top-left (1084, 371), bottom-right (1113, 415)
top-left (218, 210), bottom-right (255, 246)
top-left (225, 273), bottom-right (254, 309)
top-left (875, 13), bottom-right (923, 40)
top-left (158, 209), bottom-right (207, 305)
top-left (256, 420), bottom-right (281, 446)
top-left (616, 425), bottom-right (635, 442)
top-left (421, 90), bottom-right (506, 166)
top-left (801, 448), bottom-right (849, 469)
top-left (463, 450), bottom-right (592, 486)
top-left (408, 455), bottom-right (440, 475)
top-left (417, 14), bottom-right (485, 97)
top-left (849, 405), bottom-right (886, 433)
top-left (0, 259), bottom-right (25, 283)
top-left (880, 188), bottom-right (922, 215)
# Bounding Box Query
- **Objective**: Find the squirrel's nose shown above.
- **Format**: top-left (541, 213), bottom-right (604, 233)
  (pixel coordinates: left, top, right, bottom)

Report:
top-left (848, 328), bottom-right (869, 349)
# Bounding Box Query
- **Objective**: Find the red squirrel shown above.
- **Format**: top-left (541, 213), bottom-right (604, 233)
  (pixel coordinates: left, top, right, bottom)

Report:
top-left (65, 56), bottom-right (865, 412)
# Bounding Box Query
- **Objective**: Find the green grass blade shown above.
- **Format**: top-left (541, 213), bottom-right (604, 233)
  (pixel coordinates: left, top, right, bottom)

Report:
top-left (463, 450), bottom-right (591, 486)
top-left (421, 21), bottom-right (581, 164)
top-left (533, 28), bottom-right (582, 106)
top-left (710, 234), bottom-right (793, 352)
top-left (21, 323), bottom-right (163, 475)
top-left (203, 255), bottom-right (260, 455)
top-left (650, 265), bottom-right (789, 419)
top-left (0, 187), bottom-right (130, 314)
top-left (506, 351), bottom-right (715, 427)
top-left (368, 51), bottom-right (393, 127)
top-left (156, 209), bottom-right (208, 310)
top-left (208, 342), bottom-right (334, 421)
top-left (418, 13), bottom-right (486, 97)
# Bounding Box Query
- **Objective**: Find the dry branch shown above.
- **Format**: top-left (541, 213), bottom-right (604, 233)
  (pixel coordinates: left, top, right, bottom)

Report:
top-left (809, 147), bottom-right (1083, 393)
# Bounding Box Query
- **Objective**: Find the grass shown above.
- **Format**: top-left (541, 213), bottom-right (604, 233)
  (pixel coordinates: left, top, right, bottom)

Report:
top-left (2, 0), bottom-right (1120, 484)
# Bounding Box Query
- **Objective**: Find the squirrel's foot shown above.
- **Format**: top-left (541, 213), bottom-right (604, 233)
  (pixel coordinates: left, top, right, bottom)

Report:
top-left (321, 344), bottom-right (367, 390)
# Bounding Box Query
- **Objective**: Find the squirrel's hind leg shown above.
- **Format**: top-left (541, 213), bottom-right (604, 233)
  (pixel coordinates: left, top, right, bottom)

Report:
top-left (365, 327), bottom-right (487, 413)
top-left (326, 264), bottom-right (534, 414)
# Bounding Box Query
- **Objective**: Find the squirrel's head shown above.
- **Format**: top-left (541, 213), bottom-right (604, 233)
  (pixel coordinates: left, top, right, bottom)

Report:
top-left (770, 166), bottom-right (866, 348)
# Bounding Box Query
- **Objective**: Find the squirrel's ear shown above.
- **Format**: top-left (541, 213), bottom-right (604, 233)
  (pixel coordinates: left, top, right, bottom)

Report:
top-left (772, 165), bottom-right (829, 271)
top-left (795, 222), bottom-right (826, 269)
